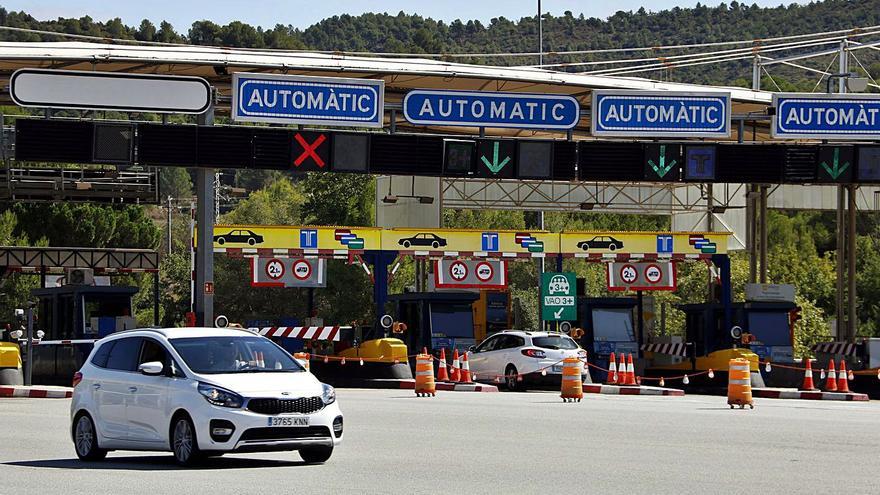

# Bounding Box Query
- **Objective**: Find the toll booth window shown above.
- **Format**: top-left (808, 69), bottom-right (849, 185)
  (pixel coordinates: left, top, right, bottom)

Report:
top-left (747, 312), bottom-right (791, 346)
top-left (591, 308), bottom-right (635, 342)
top-left (429, 304), bottom-right (475, 338)
top-left (38, 298), bottom-right (55, 340)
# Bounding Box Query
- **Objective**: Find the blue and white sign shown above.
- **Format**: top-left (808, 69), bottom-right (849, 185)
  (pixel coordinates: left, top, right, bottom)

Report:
top-left (772, 93), bottom-right (880, 140)
top-left (232, 73), bottom-right (384, 128)
top-left (591, 90), bottom-right (731, 138)
top-left (403, 89), bottom-right (580, 130)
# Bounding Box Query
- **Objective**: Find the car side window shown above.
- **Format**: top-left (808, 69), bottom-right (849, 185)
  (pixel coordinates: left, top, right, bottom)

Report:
top-left (510, 336), bottom-right (525, 348)
top-left (91, 340), bottom-right (115, 368)
top-left (476, 336), bottom-right (499, 353)
top-left (105, 337), bottom-right (143, 372)
top-left (139, 338), bottom-right (168, 366)
top-left (495, 336), bottom-right (514, 350)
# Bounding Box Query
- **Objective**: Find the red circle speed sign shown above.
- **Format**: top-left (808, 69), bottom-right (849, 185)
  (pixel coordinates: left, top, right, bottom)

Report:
top-left (292, 259), bottom-right (312, 280)
top-left (645, 264), bottom-right (663, 284)
top-left (475, 261), bottom-right (494, 282)
top-left (449, 260), bottom-right (468, 281)
top-left (265, 258), bottom-right (285, 280)
top-left (619, 264), bottom-right (638, 284)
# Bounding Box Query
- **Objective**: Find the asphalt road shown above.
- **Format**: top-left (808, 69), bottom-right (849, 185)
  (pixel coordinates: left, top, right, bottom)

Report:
top-left (1, 390), bottom-right (878, 494)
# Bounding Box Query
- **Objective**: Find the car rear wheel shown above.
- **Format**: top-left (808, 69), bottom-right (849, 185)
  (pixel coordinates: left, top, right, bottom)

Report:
top-left (300, 446), bottom-right (333, 464)
top-left (73, 413), bottom-right (107, 461)
top-left (505, 364), bottom-right (523, 392)
top-left (432, 241), bottom-right (440, 249)
top-left (609, 244), bottom-right (617, 251)
top-left (171, 415), bottom-right (202, 466)
top-left (248, 238), bottom-right (256, 246)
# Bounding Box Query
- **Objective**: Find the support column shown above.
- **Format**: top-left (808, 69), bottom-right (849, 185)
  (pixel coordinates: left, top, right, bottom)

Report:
top-left (713, 254), bottom-right (733, 336)
top-left (759, 186), bottom-right (768, 283)
top-left (368, 251), bottom-right (396, 326)
top-left (153, 272), bottom-right (160, 326)
top-left (538, 211), bottom-right (545, 331)
top-left (836, 186), bottom-right (845, 339)
top-left (847, 184), bottom-right (857, 341)
top-left (195, 105), bottom-right (215, 327)
top-left (747, 185), bottom-right (757, 283)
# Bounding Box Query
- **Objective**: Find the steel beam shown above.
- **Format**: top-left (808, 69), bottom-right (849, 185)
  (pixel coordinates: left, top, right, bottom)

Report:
top-left (195, 105), bottom-right (215, 327)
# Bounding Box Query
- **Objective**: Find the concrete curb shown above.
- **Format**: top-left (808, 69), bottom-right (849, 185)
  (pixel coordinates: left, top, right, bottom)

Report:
top-left (363, 379), bottom-right (499, 392)
top-left (752, 388), bottom-right (869, 401)
top-left (0, 385), bottom-right (73, 398)
top-left (584, 384), bottom-right (685, 396)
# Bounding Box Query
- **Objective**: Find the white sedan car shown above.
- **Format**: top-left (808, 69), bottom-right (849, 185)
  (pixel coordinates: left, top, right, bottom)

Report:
top-left (466, 330), bottom-right (587, 391)
top-left (70, 327), bottom-right (343, 466)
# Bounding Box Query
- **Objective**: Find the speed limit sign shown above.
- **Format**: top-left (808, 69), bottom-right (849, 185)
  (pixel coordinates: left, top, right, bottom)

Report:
top-left (292, 259), bottom-right (312, 280)
top-left (265, 258), bottom-right (285, 280)
top-left (449, 260), bottom-right (468, 281)
top-left (619, 264), bottom-right (638, 284)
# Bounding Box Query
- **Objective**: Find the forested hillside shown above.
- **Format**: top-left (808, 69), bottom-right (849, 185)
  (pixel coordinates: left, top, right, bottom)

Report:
top-left (1, 1), bottom-right (880, 86)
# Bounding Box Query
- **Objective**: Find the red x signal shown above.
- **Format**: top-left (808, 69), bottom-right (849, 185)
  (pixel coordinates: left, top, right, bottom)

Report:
top-left (293, 133), bottom-right (327, 168)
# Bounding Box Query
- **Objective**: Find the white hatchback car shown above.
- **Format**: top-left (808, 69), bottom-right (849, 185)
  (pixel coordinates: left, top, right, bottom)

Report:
top-left (466, 330), bottom-right (587, 391)
top-left (70, 327), bottom-right (343, 466)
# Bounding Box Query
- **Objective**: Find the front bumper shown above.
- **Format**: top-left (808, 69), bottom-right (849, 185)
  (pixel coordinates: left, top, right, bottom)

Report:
top-left (189, 398), bottom-right (343, 453)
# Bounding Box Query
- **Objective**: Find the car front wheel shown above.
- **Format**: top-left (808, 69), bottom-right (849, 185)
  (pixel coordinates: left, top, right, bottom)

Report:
top-left (216, 237), bottom-right (225, 245)
top-left (73, 413), bottom-right (107, 461)
top-left (505, 364), bottom-right (523, 392)
top-left (300, 446), bottom-right (333, 464)
top-left (402, 241), bottom-right (411, 248)
top-left (171, 415), bottom-right (202, 466)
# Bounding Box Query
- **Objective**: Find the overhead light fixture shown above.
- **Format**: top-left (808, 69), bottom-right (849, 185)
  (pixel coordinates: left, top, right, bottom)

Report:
top-left (382, 194), bottom-right (398, 204)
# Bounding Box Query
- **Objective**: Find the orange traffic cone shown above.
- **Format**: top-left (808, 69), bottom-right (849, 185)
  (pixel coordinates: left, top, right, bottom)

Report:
top-left (461, 353), bottom-right (473, 384)
top-left (606, 352), bottom-right (618, 384)
top-left (624, 354), bottom-right (637, 386)
top-left (450, 349), bottom-right (461, 383)
top-left (837, 359), bottom-right (850, 393)
top-left (824, 359), bottom-right (838, 391)
top-left (800, 359), bottom-right (817, 391)
top-left (437, 348), bottom-right (450, 382)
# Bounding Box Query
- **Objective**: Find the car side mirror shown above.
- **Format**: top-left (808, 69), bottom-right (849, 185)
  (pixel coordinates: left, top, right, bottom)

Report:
top-left (138, 361), bottom-right (164, 376)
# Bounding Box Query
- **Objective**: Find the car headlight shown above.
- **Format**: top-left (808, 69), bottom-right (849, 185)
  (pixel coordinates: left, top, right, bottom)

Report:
top-left (198, 382), bottom-right (244, 408)
top-left (321, 383), bottom-right (336, 405)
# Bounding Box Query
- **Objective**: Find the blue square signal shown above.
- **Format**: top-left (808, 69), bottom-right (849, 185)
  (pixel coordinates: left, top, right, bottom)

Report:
top-left (656, 235), bottom-right (673, 254)
top-left (482, 232), bottom-right (499, 252)
top-left (685, 146), bottom-right (716, 181)
top-left (300, 229), bottom-right (318, 249)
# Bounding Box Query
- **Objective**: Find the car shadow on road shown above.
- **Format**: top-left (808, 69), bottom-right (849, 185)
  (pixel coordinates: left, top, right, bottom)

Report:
top-left (5, 456), bottom-right (307, 471)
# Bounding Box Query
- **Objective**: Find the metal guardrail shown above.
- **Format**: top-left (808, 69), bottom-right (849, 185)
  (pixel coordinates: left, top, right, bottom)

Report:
top-left (0, 166), bottom-right (158, 204)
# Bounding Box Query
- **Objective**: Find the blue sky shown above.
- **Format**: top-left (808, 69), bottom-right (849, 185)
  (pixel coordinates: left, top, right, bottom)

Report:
top-left (4, 0), bottom-right (802, 30)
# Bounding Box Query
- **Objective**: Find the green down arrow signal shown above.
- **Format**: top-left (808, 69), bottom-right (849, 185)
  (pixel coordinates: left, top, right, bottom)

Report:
top-left (821, 148), bottom-right (850, 180)
top-left (648, 144), bottom-right (677, 178)
top-left (480, 142), bottom-right (511, 174)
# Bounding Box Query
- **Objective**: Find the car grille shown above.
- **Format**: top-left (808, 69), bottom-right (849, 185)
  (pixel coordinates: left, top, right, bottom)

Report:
top-left (247, 396), bottom-right (324, 415)
top-left (239, 426), bottom-right (331, 441)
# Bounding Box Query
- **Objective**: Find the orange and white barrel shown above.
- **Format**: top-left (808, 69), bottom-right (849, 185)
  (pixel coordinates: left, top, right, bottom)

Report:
top-left (560, 357), bottom-right (584, 402)
top-left (415, 353), bottom-right (436, 397)
top-left (293, 352), bottom-right (310, 371)
top-left (727, 358), bottom-right (754, 409)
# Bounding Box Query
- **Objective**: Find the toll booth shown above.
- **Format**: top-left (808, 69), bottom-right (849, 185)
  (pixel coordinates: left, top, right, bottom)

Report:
top-left (678, 301), bottom-right (797, 364)
top-left (31, 285), bottom-right (138, 385)
top-left (388, 291), bottom-right (480, 355)
top-left (577, 297), bottom-right (640, 377)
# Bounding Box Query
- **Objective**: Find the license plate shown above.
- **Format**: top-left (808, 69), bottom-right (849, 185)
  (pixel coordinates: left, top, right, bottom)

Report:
top-left (268, 416), bottom-right (309, 427)
top-left (551, 365), bottom-right (563, 373)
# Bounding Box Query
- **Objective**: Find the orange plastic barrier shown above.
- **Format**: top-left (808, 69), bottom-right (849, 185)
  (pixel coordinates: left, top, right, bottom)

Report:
top-left (727, 358), bottom-right (754, 409)
top-left (560, 357), bottom-right (583, 402)
top-left (415, 353), bottom-right (436, 397)
top-left (293, 352), bottom-right (310, 371)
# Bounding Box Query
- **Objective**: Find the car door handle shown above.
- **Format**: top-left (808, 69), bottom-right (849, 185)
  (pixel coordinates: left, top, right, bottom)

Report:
top-left (92, 384), bottom-right (101, 390)
top-left (128, 387), bottom-right (138, 393)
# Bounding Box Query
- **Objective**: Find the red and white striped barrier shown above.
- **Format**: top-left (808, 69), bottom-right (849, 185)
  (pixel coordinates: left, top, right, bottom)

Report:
top-left (584, 384), bottom-right (685, 396)
top-left (641, 343), bottom-right (688, 357)
top-left (752, 388), bottom-right (869, 402)
top-left (812, 342), bottom-right (858, 356)
top-left (0, 386), bottom-right (73, 399)
top-left (251, 326), bottom-right (346, 341)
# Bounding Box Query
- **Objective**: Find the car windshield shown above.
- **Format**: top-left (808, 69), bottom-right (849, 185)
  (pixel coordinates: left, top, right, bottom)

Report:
top-left (170, 336), bottom-right (304, 374)
top-left (532, 336), bottom-right (580, 350)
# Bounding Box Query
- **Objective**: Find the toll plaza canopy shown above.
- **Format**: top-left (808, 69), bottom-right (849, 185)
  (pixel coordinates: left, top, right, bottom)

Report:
top-left (0, 41), bottom-right (772, 139)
